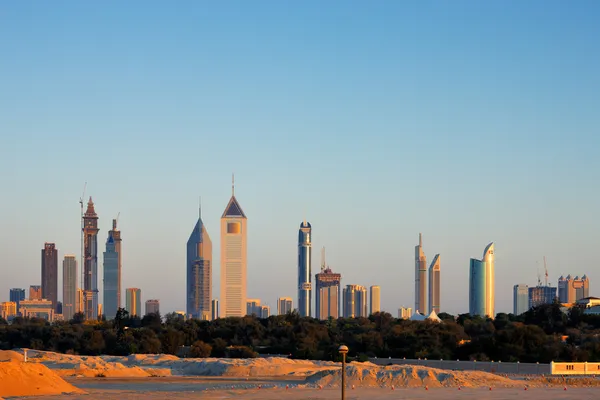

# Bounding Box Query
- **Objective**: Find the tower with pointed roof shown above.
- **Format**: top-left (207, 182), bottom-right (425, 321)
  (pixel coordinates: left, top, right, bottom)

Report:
top-left (220, 175), bottom-right (247, 317)
top-left (83, 197), bottom-right (99, 320)
top-left (415, 233), bottom-right (427, 314)
top-left (103, 220), bottom-right (120, 319)
top-left (428, 254), bottom-right (441, 314)
top-left (187, 200), bottom-right (212, 320)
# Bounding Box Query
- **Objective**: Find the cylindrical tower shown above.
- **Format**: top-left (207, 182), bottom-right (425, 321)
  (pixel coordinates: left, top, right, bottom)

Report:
top-left (298, 221), bottom-right (312, 317)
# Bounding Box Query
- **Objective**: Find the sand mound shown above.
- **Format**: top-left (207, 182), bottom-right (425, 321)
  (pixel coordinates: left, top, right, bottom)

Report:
top-left (305, 362), bottom-right (523, 388)
top-left (0, 361), bottom-right (85, 397)
top-left (0, 350), bottom-right (24, 362)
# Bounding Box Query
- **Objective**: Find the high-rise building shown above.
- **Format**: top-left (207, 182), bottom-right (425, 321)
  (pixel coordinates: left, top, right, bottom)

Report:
top-left (415, 233), bottom-right (427, 313)
top-left (187, 203), bottom-right (212, 320)
top-left (220, 176), bottom-right (247, 317)
top-left (9, 289), bottom-right (25, 314)
top-left (558, 275), bottom-right (590, 303)
top-left (315, 247), bottom-right (341, 320)
top-left (103, 219), bottom-right (121, 320)
top-left (125, 288), bottom-right (141, 316)
top-left (398, 307), bottom-right (412, 319)
top-left (343, 284), bottom-right (367, 318)
top-left (260, 305), bottom-right (270, 318)
top-left (297, 221), bottom-right (312, 317)
top-left (62, 255), bottom-right (77, 321)
top-left (211, 299), bottom-right (219, 320)
top-left (483, 243), bottom-right (495, 318)
top-left (370, 286), bottom-right (381, 315)
top-left (277, 297), bottom-right (293, 315)
top-left (469, 258), bottom-right (486, 317)
top-left (29, 285), bottom-right (42, 300)
top-left (19, 299), bottom-right (54, 321)
top-left (428, 254), bottom-right (441, 314)
top-left (513, 284), bottom-right (529, 315)
top-left (83, 197), bottom-right (99, 320)
top-left (145, 299), bottom-right (160, 315)
top-left (41, 242), bottom-right (58, 311)
top-left (246, 299), bottom-right (261, 316)
top-left (529, 286), bottom-right (557, 309)
top-left (1, 302), bottom-right (17, 320)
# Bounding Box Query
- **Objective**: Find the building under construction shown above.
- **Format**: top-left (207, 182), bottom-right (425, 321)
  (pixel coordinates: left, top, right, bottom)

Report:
top-left (315, 247), bottom-right (341, 320)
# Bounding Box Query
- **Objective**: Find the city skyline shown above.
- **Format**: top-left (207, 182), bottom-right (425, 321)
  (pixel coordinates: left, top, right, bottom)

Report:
top-left (1, 3), bottom-right (599, 316)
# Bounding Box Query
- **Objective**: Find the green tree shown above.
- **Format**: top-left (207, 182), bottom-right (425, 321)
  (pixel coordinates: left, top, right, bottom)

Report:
top-left (189, 340), bottom-right (212, 358)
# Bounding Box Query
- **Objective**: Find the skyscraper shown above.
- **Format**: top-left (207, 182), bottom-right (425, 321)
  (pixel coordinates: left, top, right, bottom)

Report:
top-left (145, 299), bottom-right (160, 315)
top-left (41, 242), bottom-right (58, 311)
top-left (513, 284), bottom-right (529, 315)
top-left (29, 285), bottom-right (42, 300)
top-left (558, 275), bottom-right (590, 303)
top-left (125, 288), bottom-right (141, 316)
top-left (315, 247), bottom-right (341, 320)
top-left (260, 305), bottom-right (270, 318)
top-left (428, 254), bottom-right (441, 314)
top-left (483, 243), bottom-right (495, 318)
top-left (186, 203), bottom-right (212, 320)
top-left (220, 176), bottom-right (247, 317)
top-left (277, 297), bottom-right (293, 315)
top-left (246, 299), bottom-right (261, 316)
top-left (62, 255), bottom-right (77, 320)
top-left (9, 289), bottom-right (25, 314)
top-left (343, 284), bottom-right (367, 318)
top-left (211, 299), bottom-right (219, 320)
top-left (297, 221), bottom-right (312, 317)
top-left (103, 220), bottom-right (120, 320)
top-left (370, 285), bottom-right (381, 315)
top-left (83, 197), bottom-right (99, 320)
top-left (469, 258), bottom-right (486, 317)
top-left (415, 233), bottom-right (427, 313)
top-left (528, 286), bottom-right (557, 309)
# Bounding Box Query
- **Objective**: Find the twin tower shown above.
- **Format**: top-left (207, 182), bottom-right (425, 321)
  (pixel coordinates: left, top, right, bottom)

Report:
top-left (415, 233), bottom-right (441, 315)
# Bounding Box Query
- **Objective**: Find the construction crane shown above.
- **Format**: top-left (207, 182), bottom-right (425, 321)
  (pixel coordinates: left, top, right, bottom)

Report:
top-left (544, 256), bottom-right (549, 287)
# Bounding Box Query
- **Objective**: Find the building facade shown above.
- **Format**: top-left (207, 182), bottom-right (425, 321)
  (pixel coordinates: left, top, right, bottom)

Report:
top-left (529, 286), bottom-right (557, 309)
top-left (19, 299), bottom-right (54, 321)
top-left (428, 254), bottom-right (441, 314)
top-left (370, 285), bottom-right (381, 315)
top-left (297, 221), bottom-right (312, 317)
top-left (343, 284), bottom-right (367, 318)
top-left (62, 255), bottom-right (77, 320)
top-left (125, 288), bottom-right (141, 316)
top-left (246, 299), bottom-right (261, 316)
top-left (29, 285), bottom-right (42, 300)
top-left (315, 252), bottom-right (341, 320)
top-left (220, 178), bottom-right (247, 317)
top-left (469, 258), bottom-right (486, 317)
top-left (415, 233), bottom-right (427, 313)
top-left (398, 307), bottom-right (412, 319)
top-left (260, 305), bottom-right (270, 318)
top-left (558, 275), bottom-right (590, 303)
top-left (83, 197), bottom-right (99, 320)
top-left (1, 302), bottom-right (17, 320)
top-left (103, 219), bottom-right (121, 320)
top-left (483, 243), bottom-right (495, 318)
top-left (41, 242), bottom-right (58, 311)
top-left (513, 284), bottom-right (529, 315)
top-left (145, 299), bottom-right (160, 315)
top-left (187, 205), bottom-right (212, 320)
top-left (211, 299), bottom-right (219, 320)
top-left (277, 297), bottom-right (293, 315)
top-left (9, 288), bottom-right (25, 314)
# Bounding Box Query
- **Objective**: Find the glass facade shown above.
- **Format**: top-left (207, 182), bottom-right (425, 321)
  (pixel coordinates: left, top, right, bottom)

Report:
top-left (469, 258), bottom-right (486, 316)
top-left (103, 233), bottom-right (119, 320)
top-left (513, 284), bottom-right (529, 315)
top-left (297, 222), bottom-right (312, 317)
top-left (528, 286), bottom-right (557, 309)
top-left (187, 217), bottom-right (212, 319)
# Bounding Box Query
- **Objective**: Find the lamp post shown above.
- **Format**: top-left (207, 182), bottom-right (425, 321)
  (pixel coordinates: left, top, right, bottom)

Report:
top-left (338, 345), bottom-right (348, 400)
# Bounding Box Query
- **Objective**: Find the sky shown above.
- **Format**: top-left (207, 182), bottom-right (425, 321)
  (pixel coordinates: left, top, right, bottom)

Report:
top-left (1, 1), bottom-right (599, 317)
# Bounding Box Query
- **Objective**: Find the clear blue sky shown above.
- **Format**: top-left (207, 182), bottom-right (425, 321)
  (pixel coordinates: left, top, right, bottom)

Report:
top-left (1, 1), bottom-right (599, 316)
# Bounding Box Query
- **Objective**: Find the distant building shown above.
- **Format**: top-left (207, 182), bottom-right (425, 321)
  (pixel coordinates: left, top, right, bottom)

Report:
top-left (246, 299), bottom-right (261, 316)
top-left (220, 177), bottom-right (247, 317)
top-left (529, 286), bottom-right (557, 309)
top-left (83, 197), bottom-right (100, 320)
top-left (20, 299), bottom-right (54, 321)
top-left (56, 301), bottom-right (63, 315)
top-left (415, 233), bottom-right (427, 313)
top-left (315, 248), bottom-right (341, 320)
top-left (103, 220), bottom-right (120, 320)
top-left (97, 303), bottom-right (102, 318)
top-left (145, 299), bottom-right (160, 315)
top-left (558, 275), bottom-right (590, 303)
top-left (260, 305), bottom-right (270, 318)
top-left (76, 289), bottom-right (84, 314)
top-left (29, 285), bottom-right (42, 300)
top-left (9, 289), bottom-right (25, 314)
top-left (211, 299), bottom-right (219, 320)
top-left (125, 288), bottom-right (141, 317)
top-left (513, 284), bottom-right (529, 315)
top-left (1, 302), bottom-right (17, 320)
top-left (41, 242), bottom-right (58, 312)
top-left (370, 286), bottom-right (381, 315)
top-left (469, 243), bottom-right (495, 318)
top-left (428, 254), bottom-right (441, 314)
top-left (62, 255), bottom-right (77, 321)
top-left (277, 297), bottom-right (293, 315)
top-left (187, 204), bottom-right (212, 321)
top-left (398, 307), bottom-right (412, 319)
top-left (343, 284), bottom-right (367, 318)
top-left (297, 221), bottom-right (312, 317)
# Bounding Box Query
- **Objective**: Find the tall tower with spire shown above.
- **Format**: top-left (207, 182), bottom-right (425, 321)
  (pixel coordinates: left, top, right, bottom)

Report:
top-left (187, 199), bottom-right (213, 320)
top-left (428, 254), bottom-right (441, 314)
top-left (83, 197), bottom-right (99, 320)
top-left (297, 220), bottom-right (312, 317)
top-left (103, 219), bottom-right (120, 319)
top-left (220, 175), bottom-right (247, 317)
top-left (415, 233), bottom-right (427, 313)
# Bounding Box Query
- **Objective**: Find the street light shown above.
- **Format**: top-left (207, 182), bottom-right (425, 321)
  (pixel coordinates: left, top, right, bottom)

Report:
top-left (338, 345), bottom-right (349, 400)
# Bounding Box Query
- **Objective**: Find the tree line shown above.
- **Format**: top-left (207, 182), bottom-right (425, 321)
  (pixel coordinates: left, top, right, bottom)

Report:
top-left (1, 303), bottom-right (599, 362)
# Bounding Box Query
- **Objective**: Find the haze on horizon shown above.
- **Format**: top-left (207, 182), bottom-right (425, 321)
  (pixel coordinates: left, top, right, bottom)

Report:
top-left (1, 1), bottom-right (599, 316)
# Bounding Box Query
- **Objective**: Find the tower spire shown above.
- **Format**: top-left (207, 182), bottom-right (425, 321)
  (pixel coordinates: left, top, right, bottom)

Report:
top-left (232, 173), bottom-right (235, 196)
top-left (199, 196), bottom-right (202, 219)
top-left (419, 232), bottom-right (422, 247)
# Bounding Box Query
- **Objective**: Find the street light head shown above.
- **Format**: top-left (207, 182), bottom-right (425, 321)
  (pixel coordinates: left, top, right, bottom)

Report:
top-left (338, 345), bottom-right (349, 354)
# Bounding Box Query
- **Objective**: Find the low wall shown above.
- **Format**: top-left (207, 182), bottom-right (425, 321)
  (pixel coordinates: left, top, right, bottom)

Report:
top-left (368, 358), bottom-right (550, 375)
